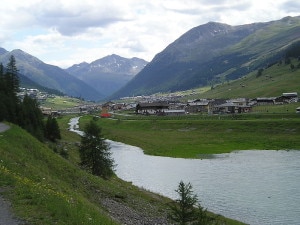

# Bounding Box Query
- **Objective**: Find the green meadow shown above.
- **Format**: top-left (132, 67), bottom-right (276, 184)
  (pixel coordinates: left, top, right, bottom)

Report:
top-left (40, 96), bottom-right (86, 110)
top-left (80, 111), bottom-right (300, 158)
top-left (190, 58), bottom-right (300, 99)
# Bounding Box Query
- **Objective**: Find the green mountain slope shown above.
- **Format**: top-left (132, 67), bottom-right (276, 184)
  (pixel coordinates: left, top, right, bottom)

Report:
top-left (0, 49), bottom-right (104, 101)
top-left (110, 16), bottom-right (300, 99)
top-left (18, 73), bottom-right (64, 95)
top-left (0, 123), bottom-right (174, 225)
top-left (195, 58), bottom-right (300, 99)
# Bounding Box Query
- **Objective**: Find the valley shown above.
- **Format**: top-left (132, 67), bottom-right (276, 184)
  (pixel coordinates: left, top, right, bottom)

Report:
top-left (1, 14), bottom-right (300, 225)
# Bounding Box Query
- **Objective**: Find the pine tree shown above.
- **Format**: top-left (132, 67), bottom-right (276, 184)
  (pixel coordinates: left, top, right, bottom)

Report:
top-left (79, 120), bottom-right (114, 179)
top-left (5, 55), bottom-right (19, 94)
top-left (19, 95), bottom-right (44, 141)
top-left (169, 181), bottom-right (226, 225)
top-left (169, 181), bottom-right (198, 225)
top-left (45, 116), bottom-right (61, 142)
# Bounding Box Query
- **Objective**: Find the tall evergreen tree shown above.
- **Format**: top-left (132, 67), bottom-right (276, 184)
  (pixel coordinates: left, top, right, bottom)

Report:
top-left (45, 115), bottom-right (61, 142)
top-left (79, 120), bottom-right (114, 179)
top-left (5, 55), bottom-right (19, 94)
top-left (19, 95), bottom-right (44, 141)
top-left (1, 56), bottom-right (45, 141)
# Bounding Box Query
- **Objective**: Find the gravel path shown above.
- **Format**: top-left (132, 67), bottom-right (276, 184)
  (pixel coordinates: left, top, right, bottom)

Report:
top-left (0, 189), bottom-right (26, 225)
top-left (0, 123), bottom-right (10, 133)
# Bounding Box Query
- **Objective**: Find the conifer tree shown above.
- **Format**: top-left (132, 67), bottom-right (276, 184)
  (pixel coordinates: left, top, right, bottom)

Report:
top-left (45, 116), bottom-right (61, 142)
top-left (79, 120), bottom-right (114, 179)
top-left (19, 95), bottom-right (44, 141)
top-left (5, 55), bottom-right (19, 94)
top-left (169, 181), bottom-right (198, 225)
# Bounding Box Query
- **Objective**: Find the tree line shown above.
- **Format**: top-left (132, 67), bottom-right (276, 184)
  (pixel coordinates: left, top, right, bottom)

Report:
top-left (0, 55), bottom-right (60, 142)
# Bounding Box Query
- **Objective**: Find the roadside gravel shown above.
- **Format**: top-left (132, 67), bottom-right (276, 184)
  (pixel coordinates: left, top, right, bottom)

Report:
top-left (0, 189), bottom-right (27, 225)
top-left (101, 197), bottom-right (172, 225)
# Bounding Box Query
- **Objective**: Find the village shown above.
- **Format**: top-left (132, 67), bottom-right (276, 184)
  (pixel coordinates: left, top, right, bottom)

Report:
top-left (61, 92), bottom-right (300, 117)
top-left (18, 87), bottom-right (299, 117)
top-left (109, 92), bottom-right (299, 116)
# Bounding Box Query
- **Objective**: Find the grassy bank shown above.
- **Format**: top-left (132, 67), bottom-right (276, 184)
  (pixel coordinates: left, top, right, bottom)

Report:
top-left (79, 113), bottom-right (300, 158)
top-left (0, 120), bottom-right (244, 225)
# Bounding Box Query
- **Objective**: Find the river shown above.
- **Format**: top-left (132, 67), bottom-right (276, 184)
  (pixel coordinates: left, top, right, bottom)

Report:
top-left (69, 117), bottom-right (300, 225)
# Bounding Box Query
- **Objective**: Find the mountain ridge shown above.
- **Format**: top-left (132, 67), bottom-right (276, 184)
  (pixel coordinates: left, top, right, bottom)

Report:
top-left (110, 16), bottom-right (300, 99)
top-left (65, 54), bottom-right (148, 97)
top-left (0, 49), bottom-right (104, 101)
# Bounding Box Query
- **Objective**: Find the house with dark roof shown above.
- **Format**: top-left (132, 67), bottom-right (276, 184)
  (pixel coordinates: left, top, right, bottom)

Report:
top-left (213, 102), bottom-right (252, 114)
top-left (135, 102), bottom-right (169, 115)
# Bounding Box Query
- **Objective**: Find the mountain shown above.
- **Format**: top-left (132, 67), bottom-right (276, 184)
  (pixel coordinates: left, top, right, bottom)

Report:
top-left (18, 73), bottom-right (64, 95)
top-left (66, 54), bottom-right (147, 97)
top-left (0, 47), bottom-right (8, 55)
top-left (0, 49), bottom-right (104, 101)
top-left (110, 16), bottom-right (300, 99)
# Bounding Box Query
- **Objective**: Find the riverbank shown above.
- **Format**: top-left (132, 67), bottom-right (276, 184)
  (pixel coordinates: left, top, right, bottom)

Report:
top-left (1, 122), bottom-right (181, 225)
top-left (64, 116), bottom-right (245, 225)
top-left (79, 115), bottom-right (300, 158)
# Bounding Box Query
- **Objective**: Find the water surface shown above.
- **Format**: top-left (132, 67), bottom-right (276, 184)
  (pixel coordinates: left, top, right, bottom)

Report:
top-left (109, 140), bottom-right (300, 225)
top-left (69, 117), bottom-right (300, 224)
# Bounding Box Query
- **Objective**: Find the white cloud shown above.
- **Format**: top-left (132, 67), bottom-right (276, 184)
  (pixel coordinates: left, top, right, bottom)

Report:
top-left (0, 0), bottom-right (298, 68)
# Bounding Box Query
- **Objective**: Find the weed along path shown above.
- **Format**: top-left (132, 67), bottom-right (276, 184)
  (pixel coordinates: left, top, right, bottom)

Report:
top-left (0, 123), bottom-right (26, 225)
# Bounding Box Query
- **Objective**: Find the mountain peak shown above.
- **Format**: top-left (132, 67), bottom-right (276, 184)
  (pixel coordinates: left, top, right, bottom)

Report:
top-left (0, 47), bottom-right (8, 55)
top-left (66, 54), bottom-right (148, 97)
top-left (111, 15), bottom-right (300, 99)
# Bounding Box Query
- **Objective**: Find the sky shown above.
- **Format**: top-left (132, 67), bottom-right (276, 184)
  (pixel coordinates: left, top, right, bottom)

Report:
top-left (0, 0), bottom-right (299, 68)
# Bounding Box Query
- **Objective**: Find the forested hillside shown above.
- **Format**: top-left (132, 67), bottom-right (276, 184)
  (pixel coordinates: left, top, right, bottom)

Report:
top-left (0, 55), bottom-right (59, 141)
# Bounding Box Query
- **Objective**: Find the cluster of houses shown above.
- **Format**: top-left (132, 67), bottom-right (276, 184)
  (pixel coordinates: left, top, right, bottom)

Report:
top-left (18, 88), bottom-right (56, 103)
top-left (27, 88), bottom-right (299, 117)
top-left (118, 92), bottom-right (298, 116)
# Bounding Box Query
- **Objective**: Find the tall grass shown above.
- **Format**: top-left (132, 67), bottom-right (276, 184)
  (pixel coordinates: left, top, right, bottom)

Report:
top-left (0, 124), bottom-right (117, 225)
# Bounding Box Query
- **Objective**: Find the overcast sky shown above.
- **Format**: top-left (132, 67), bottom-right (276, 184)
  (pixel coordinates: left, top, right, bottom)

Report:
top-left (0, 0), bottom-right (299, 68)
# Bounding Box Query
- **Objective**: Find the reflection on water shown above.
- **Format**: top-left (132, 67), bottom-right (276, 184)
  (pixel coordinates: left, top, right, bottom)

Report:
top-left (69, 117), bottom-right (300, 225)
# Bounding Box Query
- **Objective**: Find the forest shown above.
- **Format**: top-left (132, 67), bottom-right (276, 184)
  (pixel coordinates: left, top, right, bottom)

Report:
top-left (0, 55), bottom-right (60, 142)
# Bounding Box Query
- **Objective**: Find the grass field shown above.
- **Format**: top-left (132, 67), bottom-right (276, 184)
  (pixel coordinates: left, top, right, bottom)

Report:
top-left (40, 96), bottom-right (87, 110)
top-left (79, 111), bottom-right (300, 158)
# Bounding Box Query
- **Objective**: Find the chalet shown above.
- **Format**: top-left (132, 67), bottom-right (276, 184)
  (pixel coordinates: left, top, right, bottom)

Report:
top-left (186, 101), bottom-right (211, 113)
top-left (251, 97), bottom-right (276, 106)
top-left (231, 98), bottom-right (248, 106)
top-left (135, 102), bottom-right (169, 115)
top-left (282, 92), bottom-right (298, 103)
top-left (102, 101), bottom-right (115, 111)
top-left (214, 102), bottom-right (252, 114)
top-left (111, 103), bottom-right (126, 111)
top-left (40, 107), bottom-right (60, 117)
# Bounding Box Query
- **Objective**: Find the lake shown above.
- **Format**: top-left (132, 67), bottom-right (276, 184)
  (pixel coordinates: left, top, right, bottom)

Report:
top-left (69, 117), bottom-right (300, 224)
